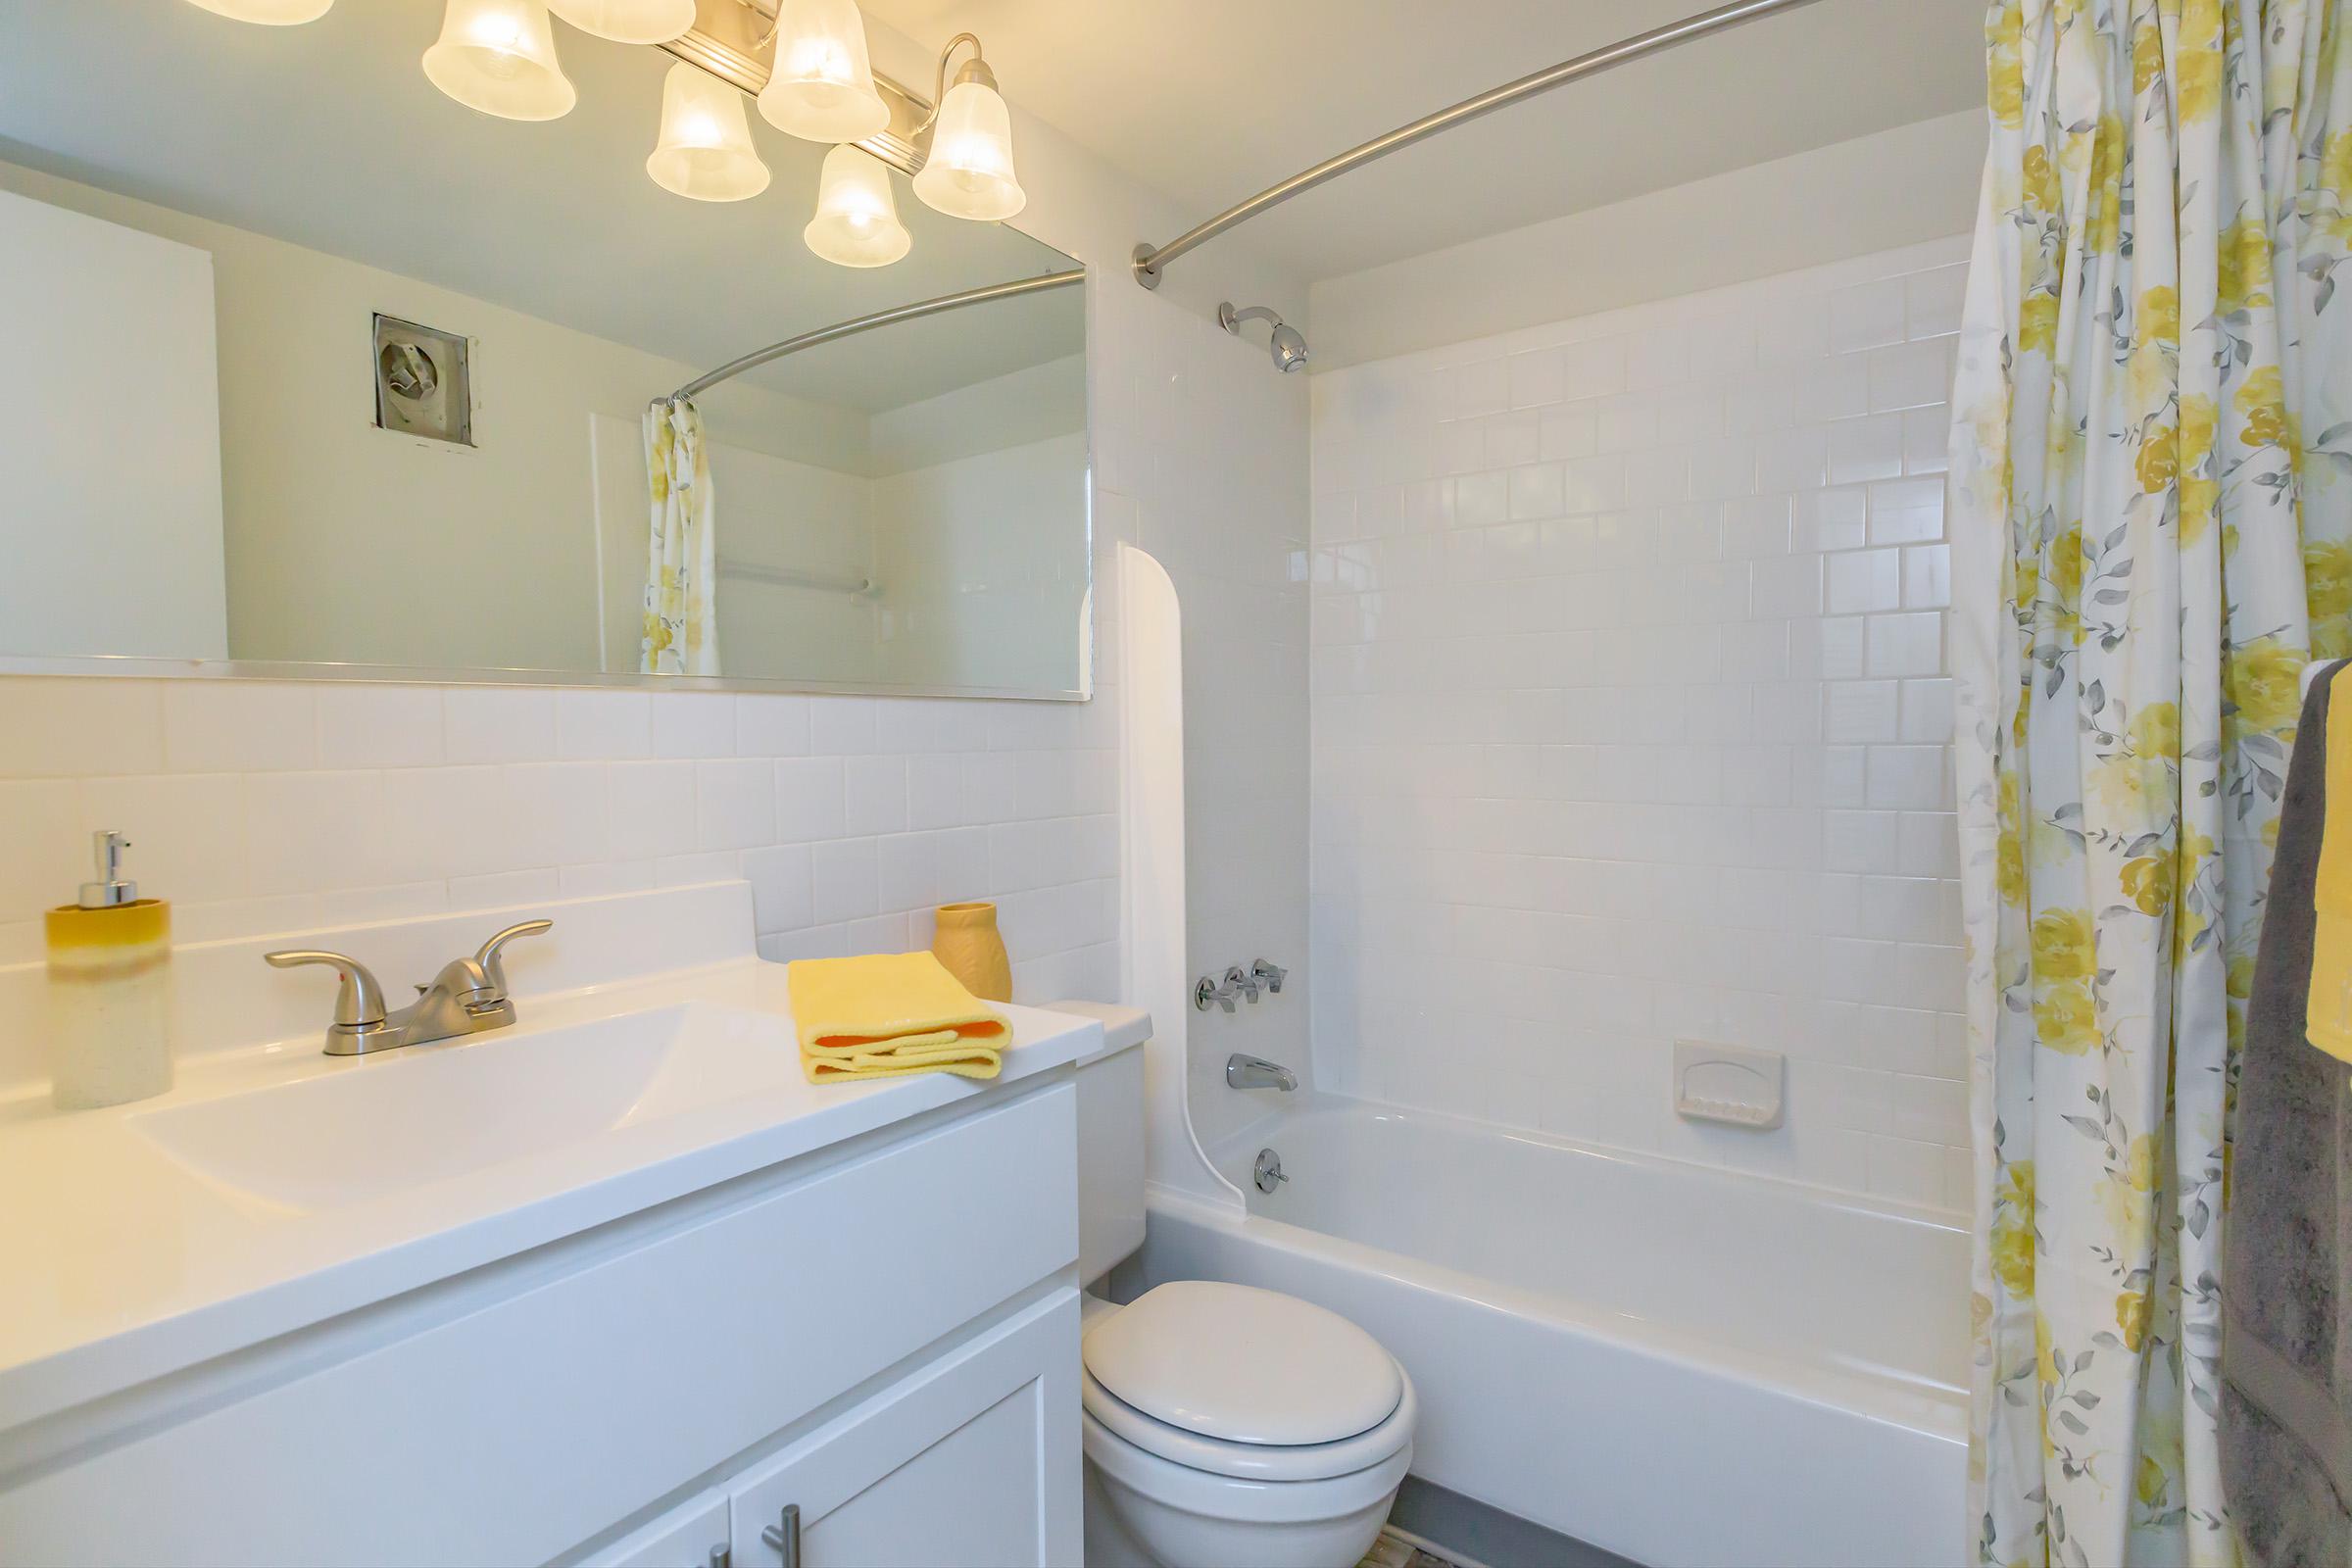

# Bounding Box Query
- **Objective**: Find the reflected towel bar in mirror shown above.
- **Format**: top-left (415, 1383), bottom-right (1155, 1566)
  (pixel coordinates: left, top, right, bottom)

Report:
top-left (717, 559), bottom-right (876, 597)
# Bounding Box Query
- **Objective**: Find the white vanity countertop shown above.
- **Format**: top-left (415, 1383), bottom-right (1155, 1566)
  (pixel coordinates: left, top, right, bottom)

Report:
top-left (0, 956), bottom-right (1101, 1430)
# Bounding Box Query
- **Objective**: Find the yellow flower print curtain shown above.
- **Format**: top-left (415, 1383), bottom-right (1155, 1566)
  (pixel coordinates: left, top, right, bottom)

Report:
top-left (1950, 0), bottom-right (2350, 1560)
top-left (641, 396), bottom-right (719, 676)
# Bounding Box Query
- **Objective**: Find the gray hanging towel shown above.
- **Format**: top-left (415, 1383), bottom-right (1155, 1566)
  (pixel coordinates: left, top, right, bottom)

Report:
top-left (2224, 658), bottom-right (2352, 1566)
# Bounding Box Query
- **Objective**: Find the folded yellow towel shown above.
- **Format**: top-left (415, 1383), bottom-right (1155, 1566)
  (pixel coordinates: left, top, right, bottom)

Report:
top-left (2311, 662), bottom-right (2352, 1062)
top-left (786, 952), bottom-right (1010, 1084)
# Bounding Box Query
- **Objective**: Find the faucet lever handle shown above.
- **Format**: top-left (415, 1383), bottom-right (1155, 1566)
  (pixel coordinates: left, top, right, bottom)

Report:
top-left (264, 949), bottom-right (390, 1028)
top-left (472, 919), bottom-right (554, 999)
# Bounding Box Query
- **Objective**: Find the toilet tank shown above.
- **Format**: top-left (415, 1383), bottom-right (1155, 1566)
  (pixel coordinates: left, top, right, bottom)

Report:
top-left (1045, 1001), bottom-right (1151, 1284)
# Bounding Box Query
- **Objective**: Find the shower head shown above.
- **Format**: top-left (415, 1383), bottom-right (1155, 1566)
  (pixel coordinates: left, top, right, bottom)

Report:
top-left (1268, 322), bottom-right (1309, 373)
top-left (1217, 301), bottom-right (1309, 374)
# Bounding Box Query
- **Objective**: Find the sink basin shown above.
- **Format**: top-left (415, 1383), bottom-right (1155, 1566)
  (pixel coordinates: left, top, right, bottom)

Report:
top-left (127, 1003), bottom-right (802, 1211)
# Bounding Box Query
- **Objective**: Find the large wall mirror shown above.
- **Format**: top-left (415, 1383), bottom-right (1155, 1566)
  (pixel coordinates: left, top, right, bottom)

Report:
top-left (0, 2), bottom-right (1090, 699)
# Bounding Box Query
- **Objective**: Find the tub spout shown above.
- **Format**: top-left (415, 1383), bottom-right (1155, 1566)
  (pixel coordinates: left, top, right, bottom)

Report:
top-left (1226, 1053), bottom-right (1298, 1092)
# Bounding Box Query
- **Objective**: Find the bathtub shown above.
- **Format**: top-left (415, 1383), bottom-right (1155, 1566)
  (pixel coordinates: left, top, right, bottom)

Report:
top-left (1136, 1097), bottom-right (1970, 1568)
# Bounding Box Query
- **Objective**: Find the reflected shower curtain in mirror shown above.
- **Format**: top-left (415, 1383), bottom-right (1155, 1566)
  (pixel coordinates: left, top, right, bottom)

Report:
top-left (641, 396), bottom-right (719, 676)
top-left (1950, 0), bottom-right (2349, 1562)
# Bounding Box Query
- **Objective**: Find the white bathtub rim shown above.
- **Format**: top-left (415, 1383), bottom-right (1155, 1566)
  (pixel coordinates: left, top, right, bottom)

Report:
top-left (1209, 1090), bottom-right (1970, 1233)
top-left (1146, 1185), bottom-right (1967, 1447)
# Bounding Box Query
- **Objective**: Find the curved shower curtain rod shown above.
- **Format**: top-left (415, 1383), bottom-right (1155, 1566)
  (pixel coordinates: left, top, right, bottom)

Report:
top-left (670, 269), bottom-right (1086, 402)
top-left (1129, 0), bottom-right (1828, 290)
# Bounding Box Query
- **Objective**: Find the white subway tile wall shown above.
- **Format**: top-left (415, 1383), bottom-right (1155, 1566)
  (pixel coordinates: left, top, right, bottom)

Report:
top-left (0, 678), bottom-right (1120, 1001)
top-left (1308, 236), bottom-right (1970, 1212)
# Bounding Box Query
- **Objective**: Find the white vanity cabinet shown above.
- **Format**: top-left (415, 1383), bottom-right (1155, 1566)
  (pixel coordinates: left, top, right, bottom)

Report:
top-left (723, 1293), bottom-right (1078, 1568)
top-left (0, 1079), bottom-right (1084, 1568)
top-left (579, 1292), bottom-right (1077, 1568)
top-left (581, 1491), bottom-right (730, 1568)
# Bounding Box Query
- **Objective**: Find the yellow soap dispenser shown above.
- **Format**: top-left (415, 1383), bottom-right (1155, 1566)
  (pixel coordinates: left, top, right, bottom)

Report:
top-left (45, 830), bottom-right (173, 1110)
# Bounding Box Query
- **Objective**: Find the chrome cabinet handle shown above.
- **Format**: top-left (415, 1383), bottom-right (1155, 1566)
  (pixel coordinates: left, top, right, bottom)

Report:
top-left (263, 949), bottom-right (390, 1028)
top-left (472, 918), bottom-right (553, 997)
top-left (759, 1503), bottom-right (801, 1567)
top-left (707, 1546), bottom-right (729, 1568)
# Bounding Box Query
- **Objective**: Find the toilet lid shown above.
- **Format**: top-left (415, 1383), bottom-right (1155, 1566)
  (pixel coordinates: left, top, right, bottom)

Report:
top-left (1082, 1281), bottom-right (1403, 1446)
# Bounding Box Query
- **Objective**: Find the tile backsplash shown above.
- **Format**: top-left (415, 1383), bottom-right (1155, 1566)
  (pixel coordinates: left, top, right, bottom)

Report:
top-left (0, 677), bottom-right (1118, 1004)
top-left (1307, 235), bottom-right (1970, 1211)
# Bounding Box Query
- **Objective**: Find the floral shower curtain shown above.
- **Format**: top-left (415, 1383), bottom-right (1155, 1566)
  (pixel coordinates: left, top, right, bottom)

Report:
top-left (1950, 0), bottom-right (2349, 1561)
top-left (641, 395), bottom-right (719, 676)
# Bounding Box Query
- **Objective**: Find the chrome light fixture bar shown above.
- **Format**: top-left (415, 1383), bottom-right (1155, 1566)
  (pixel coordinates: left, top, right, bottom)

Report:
top-left (1130, 0), bottom-right (1829, 289)
top-left (669, 268), bottom-right (1083, 401)
top-left (665, 1), bottom-right (932, 173)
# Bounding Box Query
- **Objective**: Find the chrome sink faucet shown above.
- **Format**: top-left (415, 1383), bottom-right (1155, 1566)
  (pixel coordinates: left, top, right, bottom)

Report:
top-left (265, 919), bottom-right (553, 1056)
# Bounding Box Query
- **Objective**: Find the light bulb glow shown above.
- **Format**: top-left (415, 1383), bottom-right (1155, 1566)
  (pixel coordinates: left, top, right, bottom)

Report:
top-left (647, 62), bottom-right (770, 202)
top-left (545, 0), bottom-right (695, 44)
top-left (805, 144), bottom-right (910, 268)
top-left (183, 0), bottom-right (335, 22)
top-left (423, 0), bottom-right (576, 121)
top-left (912, 76), bottom-right (1023, 220)
top-left (757, 0), bottom-right (890, 143)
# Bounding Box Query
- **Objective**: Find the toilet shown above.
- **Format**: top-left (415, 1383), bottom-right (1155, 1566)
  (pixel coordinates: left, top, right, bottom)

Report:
top-left (1051, 1002), bottom-right (1416, 1568)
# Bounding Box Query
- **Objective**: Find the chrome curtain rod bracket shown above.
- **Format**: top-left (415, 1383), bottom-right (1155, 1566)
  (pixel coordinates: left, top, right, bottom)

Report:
top-left (1129, 0), bottom-right (1827, 290)
top-left (669, 268), bottom-right (1084, 402)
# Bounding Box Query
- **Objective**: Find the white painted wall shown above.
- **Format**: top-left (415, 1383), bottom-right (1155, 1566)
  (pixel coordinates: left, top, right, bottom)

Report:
top-left (0, 189), bottom-right (226, 662)
top-left (1309, 235), bottom-right (1972, 1212)
top-left (873, 433), bottom-right (1091, 694)
top-left (1309, 112), bottom-right (1987, 369)
top-left (0, 160), bottom-right (860, 675)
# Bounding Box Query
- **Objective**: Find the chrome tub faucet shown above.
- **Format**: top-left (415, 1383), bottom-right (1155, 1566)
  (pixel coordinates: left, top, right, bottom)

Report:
top-left (1226, 1054), bottom-right (1298, 1092)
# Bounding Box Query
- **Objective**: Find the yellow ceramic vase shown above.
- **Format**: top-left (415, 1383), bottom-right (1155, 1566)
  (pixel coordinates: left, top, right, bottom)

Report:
top-left (931, 902), bottom-right (1011, 1002)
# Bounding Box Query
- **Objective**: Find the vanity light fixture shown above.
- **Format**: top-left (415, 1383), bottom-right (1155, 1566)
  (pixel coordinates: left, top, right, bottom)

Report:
top-left (544, 0), bottom-right (696, 45)
top-left (756, 0), bottom-right (892, 144)
top-left (648, 59), bottom-right (771, 200)
top-left (423, 0), bottom-right (577, 122)
top-left (804, 143), bottom-right (910, 267)
top-left (182, 0), bottom-right (335, 21)
top-left (910, 33), bottom-right (1024, 221)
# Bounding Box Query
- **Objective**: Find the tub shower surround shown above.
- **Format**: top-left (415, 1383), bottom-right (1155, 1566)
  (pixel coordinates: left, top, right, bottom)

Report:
top-left (1308, 236), bottom-right (1971, 1210)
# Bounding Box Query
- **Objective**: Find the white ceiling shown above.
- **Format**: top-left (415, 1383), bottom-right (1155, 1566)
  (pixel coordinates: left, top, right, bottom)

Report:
top-left (860, 0), bottom-right (1988, 285)
top-left (0, 1), bottom-right (1081, 412)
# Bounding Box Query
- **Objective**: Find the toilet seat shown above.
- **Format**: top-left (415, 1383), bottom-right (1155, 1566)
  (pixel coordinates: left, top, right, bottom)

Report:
top-left (1085, 1281), bottom-right (1402, 1446)
top-left (1081, 1282), bottom-right (1415, 1483)
top-left (1082, 1359), bottom-right (1417, 1482)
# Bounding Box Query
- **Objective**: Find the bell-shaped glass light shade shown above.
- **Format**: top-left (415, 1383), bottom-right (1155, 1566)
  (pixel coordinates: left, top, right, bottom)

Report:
top-left (912, 76), bottom-right (1023, 220)
top-left (545, 0), bottom-right (695, 44)
top-left (647, 63), bottom-right (770, 201)
top-left (184, 0), bottom-right (334, 20)
top-left (422, 0), bottom-right (576, 122)
top-left (757, 0), bottom-right (890, 144)
top-left (805, 145), bottom-right (910, 268)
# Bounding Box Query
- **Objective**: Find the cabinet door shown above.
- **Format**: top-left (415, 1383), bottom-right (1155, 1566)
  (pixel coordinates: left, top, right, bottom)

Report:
top-left (730, 1291), bottom-right (1078, 1568)
top-left (576, 1491), bottom-right (730, 1568)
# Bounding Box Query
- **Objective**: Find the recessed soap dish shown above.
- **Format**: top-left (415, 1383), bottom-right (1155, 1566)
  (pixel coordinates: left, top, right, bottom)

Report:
top-left (1673, 1040), bottom-right (1785, 1130)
